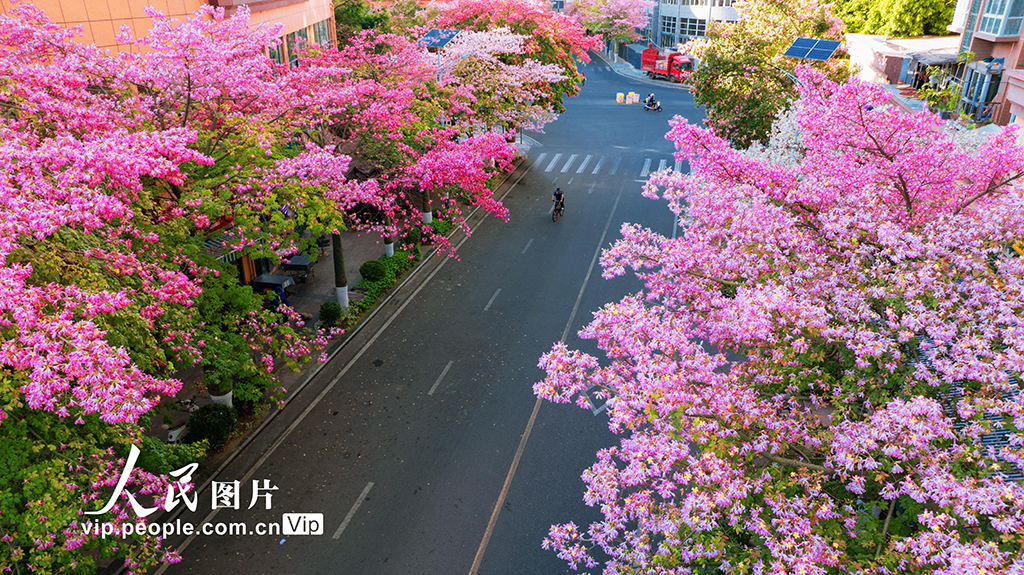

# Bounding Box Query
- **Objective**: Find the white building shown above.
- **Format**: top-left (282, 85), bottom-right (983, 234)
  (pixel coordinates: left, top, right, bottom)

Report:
top-left (654, 0), bottom-right (739, 47)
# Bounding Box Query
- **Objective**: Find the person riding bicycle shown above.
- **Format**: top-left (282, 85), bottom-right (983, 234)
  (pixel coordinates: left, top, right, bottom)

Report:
top-left (552, 187), bottom-right (565, 212)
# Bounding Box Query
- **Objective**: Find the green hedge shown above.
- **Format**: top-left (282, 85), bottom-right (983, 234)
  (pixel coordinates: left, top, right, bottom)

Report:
top-left (188, 404), bottom-right (238, 450)
top-left (429, 218), bottom-right (453, 237)
top-left (349, 249), bottom-right (420, 316)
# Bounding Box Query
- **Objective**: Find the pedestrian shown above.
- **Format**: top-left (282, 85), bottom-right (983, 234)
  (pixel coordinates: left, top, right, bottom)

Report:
top-left (581, 72), bottom-right (586, 87)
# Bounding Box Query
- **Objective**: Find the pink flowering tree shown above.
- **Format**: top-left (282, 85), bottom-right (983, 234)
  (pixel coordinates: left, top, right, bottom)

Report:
top-left (435, 0), bottom-right (599, 112)
top-left (0, 5), bottom-right (384, 572)
top-left (536, 69), bottom-right (1024, 574)
top-left (684, 0), bottom-right (849, 148)
top-left (437, 27), bottom-right (569, 132)
top-left (301, 30), bottom-right (516, 251)
top-left (565, 0), bottom-right (655, 43)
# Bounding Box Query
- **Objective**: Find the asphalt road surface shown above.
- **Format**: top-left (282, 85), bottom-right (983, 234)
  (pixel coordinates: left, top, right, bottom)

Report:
top-left (163, 54), bottom-right (705, 575)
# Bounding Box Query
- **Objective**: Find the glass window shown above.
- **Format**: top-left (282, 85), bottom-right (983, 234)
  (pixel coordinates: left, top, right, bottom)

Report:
top-left (552, 0), bottom-right (565, 9)
top-left (312, 20), bottom-right (332, 46)
top-left (268, 41), bottom-right (284, 65)
top-left (661, 16), bottom-right (677, 35)
top-left (286, 28), bottom-right (308, 65)
top-left (980, 0), bottom-right (1024, 34)
top-left (680, 17), bottom-right (707, 36)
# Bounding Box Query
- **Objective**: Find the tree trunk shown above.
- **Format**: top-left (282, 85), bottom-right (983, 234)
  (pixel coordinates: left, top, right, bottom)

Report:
top-left (332, 233), bottom-right (349, 307)
top-left (383, 215), bottom-right (395, 257)
top-left (422, 188), bottom-right (433, 223)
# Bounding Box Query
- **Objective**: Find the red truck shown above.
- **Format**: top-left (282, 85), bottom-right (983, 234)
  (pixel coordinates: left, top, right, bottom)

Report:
top-left (641, 47), bottom-right (694, 83)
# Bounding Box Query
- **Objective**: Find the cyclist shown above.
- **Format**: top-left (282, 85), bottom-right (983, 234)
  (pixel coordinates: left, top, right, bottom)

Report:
top-left (552, 187), bottom-right (565, 213)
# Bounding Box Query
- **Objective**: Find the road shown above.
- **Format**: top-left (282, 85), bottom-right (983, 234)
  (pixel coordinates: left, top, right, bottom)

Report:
top-left (163, 54), bottom-right (704, 575)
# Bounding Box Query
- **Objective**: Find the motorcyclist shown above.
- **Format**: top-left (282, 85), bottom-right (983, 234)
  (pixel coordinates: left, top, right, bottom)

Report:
top-left (645, 93), bottom-right (657, 108)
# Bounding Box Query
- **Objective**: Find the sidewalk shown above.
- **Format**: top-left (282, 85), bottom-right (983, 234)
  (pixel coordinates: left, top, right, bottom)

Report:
top-left (588, 49), bottom-right (692, 91)
top-left (149, 229), bottom-right (418, 439)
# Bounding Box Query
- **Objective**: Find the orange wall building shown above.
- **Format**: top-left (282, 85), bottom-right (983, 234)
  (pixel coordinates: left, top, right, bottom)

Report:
top-left (0, 0), bottom-right (335, 60)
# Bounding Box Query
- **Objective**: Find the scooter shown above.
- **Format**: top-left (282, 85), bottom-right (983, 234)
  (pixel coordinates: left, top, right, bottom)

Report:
top-left (643, 100), bottom-right (663, 113)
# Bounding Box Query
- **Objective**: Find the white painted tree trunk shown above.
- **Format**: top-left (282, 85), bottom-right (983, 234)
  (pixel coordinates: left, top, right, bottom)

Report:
top-left (422, 211), bottom-right (433, 224)
top-left (336, 286), bottom-right (349, 307)
top-left (384, 242), bottom-right (394, 257)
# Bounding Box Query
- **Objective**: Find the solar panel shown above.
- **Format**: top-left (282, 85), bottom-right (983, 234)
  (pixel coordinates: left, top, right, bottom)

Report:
top-left (418, 28), bottom-right (461, 48)
top-left (783, 38), bottom-right (841, 61)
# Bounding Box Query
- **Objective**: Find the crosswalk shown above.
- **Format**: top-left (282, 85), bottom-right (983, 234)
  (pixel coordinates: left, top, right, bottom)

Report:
top-left (532, 151), bottom-right (682, 178)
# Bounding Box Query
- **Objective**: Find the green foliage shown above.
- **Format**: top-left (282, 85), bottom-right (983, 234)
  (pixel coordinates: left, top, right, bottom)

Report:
top-left (335, 0), bottom-right (391, 41)
top-left (319, 300), bottom-right (344, 327)
top-left (429, 217), bottom-right (454, 237)
top-left (187, 404), bottom-right (238, 451)
top-left (129, 435), bottom-right (209, 475)
top-left (0, 384), bottom-right (163, 575)
top-left (359, 259), bottom-right (387, 282)
top-left (833, 0), bottom-right (954, 36)
top-left (231, 369), bottom-right (273, 406)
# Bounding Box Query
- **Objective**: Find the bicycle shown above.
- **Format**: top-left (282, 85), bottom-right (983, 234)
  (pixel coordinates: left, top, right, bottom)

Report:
top-left (552, 199), bottom-right (564, 222)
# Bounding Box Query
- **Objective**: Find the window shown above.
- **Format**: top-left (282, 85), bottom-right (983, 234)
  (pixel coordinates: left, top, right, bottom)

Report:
top-left (661, 16), bottom-right (677, 36)
top-left (680, 17), bottom-right (707, 36)
top-left (552, 0), bottom-right (565, 9)
top-left (268, 41), bottom-right (284, 65)
top-left (312, 20), bottom-right (332, 46)
top-left (979, 0), bottom-right (1024, 35)
top-left (663, 0), bottom-right (678, 4)
top-left (286, 28), bottom-right (308, 65)
top-left (681, 0), bottom-right (708, 5)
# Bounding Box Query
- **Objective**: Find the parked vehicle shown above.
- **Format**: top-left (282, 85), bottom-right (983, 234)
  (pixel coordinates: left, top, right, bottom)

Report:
top-left (641, 47), bottom-right (694, 83)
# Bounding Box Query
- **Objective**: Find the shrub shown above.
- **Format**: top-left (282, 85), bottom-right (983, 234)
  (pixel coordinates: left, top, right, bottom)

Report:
top-left (359, 259), bottom-right (387, 282)
top-left (429, 218), bottom-right (454, 237)
top-left (188, 404), bottom-right (238, 450)
top-left (319, 301), bottom-right (343, 327)
top-left (132, 436), bottom-right (209, 475)
top-left (403, 227), bottom-right (421, 245)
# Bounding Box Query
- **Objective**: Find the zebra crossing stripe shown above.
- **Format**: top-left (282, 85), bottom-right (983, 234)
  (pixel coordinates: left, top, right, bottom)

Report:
top-left (592, 155), bottom-right (605, 174)
top-left (674, 160), bottom-right (682, 172)
top-left (560, 154), bottom-right (578, 173)
top-left (545, 153), bottom-right (562, 172)
top-left (640, 158), bottom-right (652, 177)
top-left (610, 157), bottom-right (622, 175)
top-left (535, 153), bottom-right (547, 168)
top-left (576, 155), bottom-right (592, 173)
top-left (657, 159), bottom-right (667, 172)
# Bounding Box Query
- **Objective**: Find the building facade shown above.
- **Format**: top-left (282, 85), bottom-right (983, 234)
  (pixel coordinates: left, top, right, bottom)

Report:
top-left (949, 0), bottom-right (1024, 126)
top-left (0, 0), bottom-right (335, 62)
top-left (653, 0), bottom-right (737, 48)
